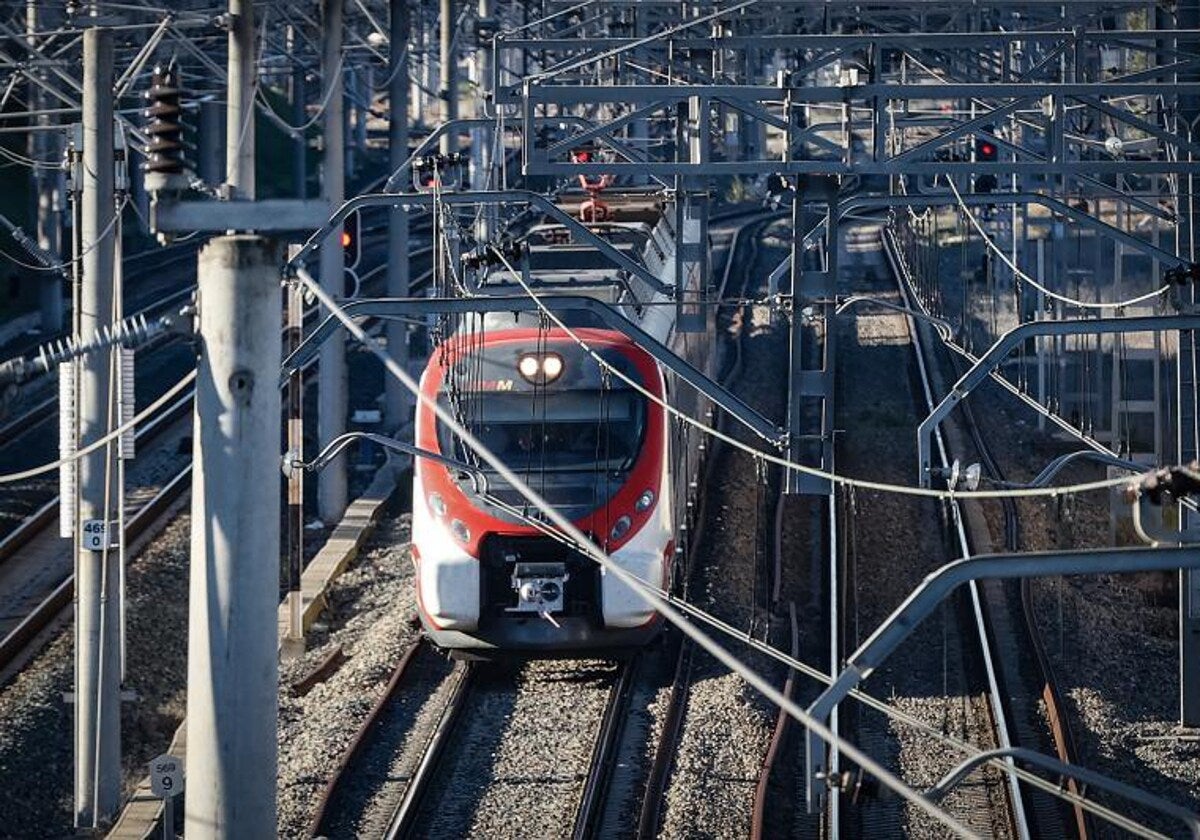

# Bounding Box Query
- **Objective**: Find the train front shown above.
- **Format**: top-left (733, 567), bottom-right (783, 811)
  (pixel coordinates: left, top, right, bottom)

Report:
top-left (412, 327), bottom-right (671, 655)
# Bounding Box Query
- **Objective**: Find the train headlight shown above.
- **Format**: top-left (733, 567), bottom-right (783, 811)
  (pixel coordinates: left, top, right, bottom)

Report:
top-left (450, 518), bottom-right (471, 544)
top-left (429, 493), bottom-right (446, 517)
top-left (611, 515), bottom-right (632, 540)
top-left (635, 489), bottom-right (655, 513)
top-left (517, 352), bottom-right (564, 384)
top-left (518, 354), bottom-right (541, 380)
top-left (541, 353), bottom-right (564, 381)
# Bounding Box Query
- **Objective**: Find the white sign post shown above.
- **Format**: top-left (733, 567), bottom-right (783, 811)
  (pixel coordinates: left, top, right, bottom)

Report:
top-left (149, 753), bottom-right (184, 839)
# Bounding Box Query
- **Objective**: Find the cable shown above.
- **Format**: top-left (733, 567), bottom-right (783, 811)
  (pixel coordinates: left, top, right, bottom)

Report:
top-left (0, 369), bottom-right (196, 485)
top-left (945, 176), bottom-right (1169, 310)
top-left (294, 264), bottom-right (977, 837)
top-left (0, 195), bottom-right (128, 274)
top-left (485, 242), bottom-right (1144, 502)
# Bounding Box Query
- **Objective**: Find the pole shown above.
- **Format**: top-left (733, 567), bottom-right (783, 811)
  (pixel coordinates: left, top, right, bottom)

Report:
top-left (184, 235), bottom-right (282, 837)
top-left (289, 24), bottom-right (306, 199)
top-left (474, 0), bottom-right (495, 241)
top-left (198, 99), bottom-right (225, 188)
top-left (439, 0), bottom-right (457, 155)
top-left (226, 0), bottom-right (255, 200)
top-left (28, 2), bottom-right (62, 333)
top-left (318, 0), bottom-right (348, 522)
top-left (1176, 0), bottom-right (1200, 728)
top-left (283, 255), bottom-right (304, 657)
top-left (385, 0), bottom-right (411, 432)
top-left (75, 26), bottom-right (120, 830)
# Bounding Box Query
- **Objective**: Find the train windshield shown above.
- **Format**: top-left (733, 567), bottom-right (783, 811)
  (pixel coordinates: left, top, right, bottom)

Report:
top-left (437, 389), bottom-right (646, 473)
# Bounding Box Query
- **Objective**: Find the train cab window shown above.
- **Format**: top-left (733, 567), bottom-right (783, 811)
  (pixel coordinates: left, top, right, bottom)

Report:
top-left (437, 389), bottom-right (646, 474)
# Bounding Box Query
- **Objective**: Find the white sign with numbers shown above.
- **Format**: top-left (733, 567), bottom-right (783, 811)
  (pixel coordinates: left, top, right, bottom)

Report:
top-left (150, 753), bottom-right (184, 798)
top-left (81, 519), bottom-right (117, 551)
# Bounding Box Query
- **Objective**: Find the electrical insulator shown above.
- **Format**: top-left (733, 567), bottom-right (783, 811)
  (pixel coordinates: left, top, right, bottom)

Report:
top-left (143, 66), bottom-right (189, 183)
top-left (118, 348), bottom-right (135, 461)
top-left (59, 360), bottom-right (76, 538)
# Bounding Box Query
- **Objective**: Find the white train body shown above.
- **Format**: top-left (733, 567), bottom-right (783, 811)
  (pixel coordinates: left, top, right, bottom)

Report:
top-left (412, 199), bottom-right (713, 654)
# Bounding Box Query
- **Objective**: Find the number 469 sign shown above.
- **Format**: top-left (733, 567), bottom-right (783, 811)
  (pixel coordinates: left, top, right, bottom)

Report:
top-left (82, 519), bottom-right (118, 552)
top-left (150, 753), bottom-right (184, 798)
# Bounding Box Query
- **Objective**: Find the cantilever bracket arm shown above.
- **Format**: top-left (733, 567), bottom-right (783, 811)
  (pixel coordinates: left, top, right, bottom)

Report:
top-left (283, 190), bottom-right (670, 297)
top-left (281, 295), bottom-right (785, 446)
top-left (916, 315), bottom-right (1200, 487)
top-left (930, 747), bottom-right (1200, 838)
top-left (805, 545), bottom-right (1200, 814)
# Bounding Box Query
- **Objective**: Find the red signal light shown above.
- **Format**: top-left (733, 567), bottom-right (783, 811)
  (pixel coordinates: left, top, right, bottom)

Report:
top-left (980, 143), bottom-right (995, 156)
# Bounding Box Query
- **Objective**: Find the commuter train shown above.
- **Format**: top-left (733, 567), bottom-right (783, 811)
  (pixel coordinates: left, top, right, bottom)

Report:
top-left (411, 191), bottom-right (715, 655)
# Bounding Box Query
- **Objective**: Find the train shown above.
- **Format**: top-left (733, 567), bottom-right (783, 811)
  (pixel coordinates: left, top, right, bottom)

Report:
top-left (411, 190), bottom-right (717, 656)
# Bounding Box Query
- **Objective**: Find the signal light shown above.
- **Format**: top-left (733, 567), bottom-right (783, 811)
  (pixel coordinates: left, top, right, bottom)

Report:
top-left (975, 134), bottom-right (998, 162)
top-left (571, 148), bottom-right (593, 163)
top-left (342, 211), bottom-right (360, 270)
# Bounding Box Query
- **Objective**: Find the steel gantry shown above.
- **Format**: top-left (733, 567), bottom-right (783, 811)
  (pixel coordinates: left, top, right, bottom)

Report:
top-left (5, 2), bottom-right (1200, 836)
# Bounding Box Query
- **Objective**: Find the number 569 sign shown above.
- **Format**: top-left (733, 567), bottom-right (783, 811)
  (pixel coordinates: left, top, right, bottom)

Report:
top-left (150, 754), bottom-right (184, 798)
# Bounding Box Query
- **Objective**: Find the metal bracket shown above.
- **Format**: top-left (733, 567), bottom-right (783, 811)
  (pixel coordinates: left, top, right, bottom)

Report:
top-left (805, 545), bottom-right (1200, 812)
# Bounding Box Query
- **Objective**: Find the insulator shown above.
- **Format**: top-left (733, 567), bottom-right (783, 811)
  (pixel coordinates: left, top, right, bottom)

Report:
top-left (59, 361), bottom-right (76, 538)
top-left (143, 66), bottom-right (187, 175)
top-left (119, 349), bottom-right (135, 460)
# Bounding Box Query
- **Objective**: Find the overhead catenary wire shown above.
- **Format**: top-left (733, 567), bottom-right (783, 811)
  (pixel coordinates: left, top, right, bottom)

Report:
top-left (944, 175), bottom-right (1170, 310)
top-left (0, 369), bottom-right (196, 485)
top-left (292, 263), bottom-right (979, 837)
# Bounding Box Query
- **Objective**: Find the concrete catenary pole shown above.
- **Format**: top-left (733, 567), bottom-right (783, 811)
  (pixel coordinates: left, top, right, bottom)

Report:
top-left (319, 0), bottom-right (348, 522)
top-left (27, 1), bottom-right (62, 332)
top-left (472, 0), bottom-right (495, 242)
top-left (197, 99), bottom-right (225, 188)
top-left (1176, 0), bottom-right (1200, 728)
top-left (226, 0), bottom-right (256, 199)
top-left (75, 26), bottom-right (121, 830)
top-left (184, 236), bottom-right (282, 837)
top-left (289, 24), bottom-right (306, 198)
top-left (439, 0), bottom-right (457, 154)
top-left (385, 0), bottom-right (411, 431)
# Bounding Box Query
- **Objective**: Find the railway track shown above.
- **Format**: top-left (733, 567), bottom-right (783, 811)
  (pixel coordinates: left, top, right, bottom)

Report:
top-left (887, 219), bottom-right (1086, 838)
top-left (893, 226), bottom-right (1023, 838)
top-left (958, 350), bottom-right (1092, 839)
top-left (0, 391), bottom-right (193, 680)
top-left (312, 646), bottom-right (643, 840)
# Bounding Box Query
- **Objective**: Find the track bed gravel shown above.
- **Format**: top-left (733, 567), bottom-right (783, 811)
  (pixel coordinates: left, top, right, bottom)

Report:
top-left (961, 357), bottom-right (1200, 836)
top-left (656, 220), bottom-right (788, 838)
top-left (0, 514), bottom-right (190, 838)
